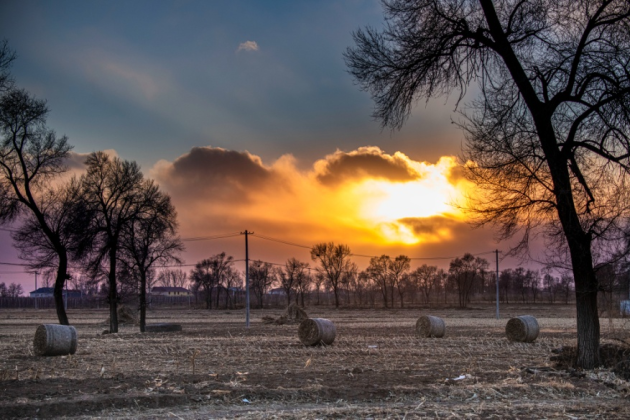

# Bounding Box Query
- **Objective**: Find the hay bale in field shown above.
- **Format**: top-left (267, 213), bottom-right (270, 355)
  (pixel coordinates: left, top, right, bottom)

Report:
top-left (33, 324), bottom-right (77, 356)
top-left (298, 318), bottom-right (336, 346)
top-left (415, 315), bottom-right (445, 338)
top-left (144, 323), bottom-right (182, 333)
top-left (506, 315), bottom-right (539, 342)
top-left (103, 304), bottom-right (138, 325)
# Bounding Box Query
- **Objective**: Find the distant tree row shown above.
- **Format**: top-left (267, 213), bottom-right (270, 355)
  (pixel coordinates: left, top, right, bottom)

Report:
top-left (177, 244), bottom-right (630, 310)
top-left (0, 281), bottom-right (22, 297)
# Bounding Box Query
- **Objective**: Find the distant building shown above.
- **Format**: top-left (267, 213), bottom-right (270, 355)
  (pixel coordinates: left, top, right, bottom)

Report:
top-left (150, 286), bottom-right (191, 296)
top-left (267, 287), bottom-right (286, 296)
top-left (30, 287), bottom-right (82, 298)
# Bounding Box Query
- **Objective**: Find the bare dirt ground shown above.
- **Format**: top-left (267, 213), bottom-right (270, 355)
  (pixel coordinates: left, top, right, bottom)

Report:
top-left (1, 304), bottom-right (629, 419)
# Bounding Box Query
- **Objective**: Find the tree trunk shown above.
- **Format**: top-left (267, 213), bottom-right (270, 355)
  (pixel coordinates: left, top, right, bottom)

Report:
top-left (108, 247), bottom-right (118, 333)
top-left (139, 270), bottom-right (147, 333)
top-left (53, 251), bottom-right (69, 325)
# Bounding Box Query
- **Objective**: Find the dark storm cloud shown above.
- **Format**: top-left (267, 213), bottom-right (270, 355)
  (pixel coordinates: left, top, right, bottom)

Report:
top-left (152, 146), bottom-right (280, 201)
top-left (398, 216), bottom-right (460, 236)
top-left (316, 148), bottom-right (421, 186)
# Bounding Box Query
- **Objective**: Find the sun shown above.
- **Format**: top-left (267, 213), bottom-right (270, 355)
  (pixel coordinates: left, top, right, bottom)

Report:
top-left (352, 157), bottom-right (465, 244)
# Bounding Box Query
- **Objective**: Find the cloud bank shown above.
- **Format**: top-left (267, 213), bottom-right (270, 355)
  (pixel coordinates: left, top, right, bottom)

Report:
top-left (149, 146), bottom-right (498, 264)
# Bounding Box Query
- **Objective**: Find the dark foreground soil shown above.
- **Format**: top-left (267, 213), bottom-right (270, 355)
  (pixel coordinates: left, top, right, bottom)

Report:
top-left (1, 304), bottom-right (629, 419)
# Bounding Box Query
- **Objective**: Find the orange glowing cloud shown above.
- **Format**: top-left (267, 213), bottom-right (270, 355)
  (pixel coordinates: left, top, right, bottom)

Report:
top-left (150, 146), bottom-right (474, 251)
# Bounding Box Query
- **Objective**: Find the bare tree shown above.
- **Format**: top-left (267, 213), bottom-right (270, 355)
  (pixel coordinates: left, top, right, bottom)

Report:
top-left (390, 255), bottom-right (411, 308)
top-left (119, 181), bottom-right (183, 332)
top-left (311, 242), bottom-right (353, 308)
top-left (158, 269), bottom-right (188, 288)
top-left (279, 257), bottom-right (309, 306)
top-left (7, 282), bottom-right (23, 297)
top-left (295, 269), bottom-right (312, 307)
top-left (249, 260), bottom-right (275, 308)
top-left (366, 255), bottom-right (391, 308)
top-left (222, 266), bottom-right (241, 309)
top-left (411, 264), bottom-right (441, 304)
top-left (80, 152), bottom-right (151, 333)
top-left (0, 84), bottom-right (75, 324)
top-left (190, 253), bottom-right (234, 310)
top-left (449, 253), bottom-right (489, 308)
top-left (346, 0), bottom-right (630, 368)
top-left (0, 40), bottom-right (15, 92)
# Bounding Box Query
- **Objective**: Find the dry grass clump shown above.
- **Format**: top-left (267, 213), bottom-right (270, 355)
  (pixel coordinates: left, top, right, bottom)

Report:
top-left (103, 305), bottom-right (138, 326)
top-left (262, 303), bottom-right (309, 325)
top-left (298, 318), bottom-right (336, 346)
top-left (506, 315), bottom-right (539, 342)
top-left (33, 324), bottom-right (77, 356)
top-left (415, 315), bottom-right (445, 338)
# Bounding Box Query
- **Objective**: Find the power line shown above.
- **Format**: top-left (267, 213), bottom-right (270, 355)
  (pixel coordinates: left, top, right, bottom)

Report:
top-left (253, 234), bottom-right (313, 250)
top-left (181, 232), bottom-right (241, 242)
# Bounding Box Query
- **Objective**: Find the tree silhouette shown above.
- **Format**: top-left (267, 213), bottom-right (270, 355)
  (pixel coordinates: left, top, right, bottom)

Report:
top-left (119, 181), bottom-right (183, 332)
top-left (346, 0), bottom-right (630, 368)
top-left (0, 54), bottom-right (75, 324)
top-left (311, 242), bottom-right (353, 308)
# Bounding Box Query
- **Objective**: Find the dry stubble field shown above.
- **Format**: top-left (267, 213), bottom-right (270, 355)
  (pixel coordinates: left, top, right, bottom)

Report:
top-left (1, 304), bottom-right (629, 419)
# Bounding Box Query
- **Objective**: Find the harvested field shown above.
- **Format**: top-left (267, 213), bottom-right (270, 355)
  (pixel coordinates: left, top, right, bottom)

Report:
top-left (1, 304), bottom-right (629, 419)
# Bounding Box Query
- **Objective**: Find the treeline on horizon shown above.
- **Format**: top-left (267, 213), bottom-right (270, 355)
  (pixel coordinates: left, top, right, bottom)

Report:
top-left (23, 248), bottom-right (630, 313)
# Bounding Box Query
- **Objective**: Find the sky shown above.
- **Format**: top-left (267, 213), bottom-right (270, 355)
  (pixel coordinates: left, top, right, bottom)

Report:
top-left (0, 0), bottom-right (525, 292)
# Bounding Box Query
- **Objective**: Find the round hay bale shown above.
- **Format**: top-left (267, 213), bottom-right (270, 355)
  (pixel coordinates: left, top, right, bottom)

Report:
top-left (144, 323), bottom-right (182, 333)
top-left (298, 318), bottom-right (336, 346)
top-left (506, 315), bottom-right (539, 342)
top-left (33, 324), bottom-right (77, 356)
top-left (415, 315), bottom-right (445, 338)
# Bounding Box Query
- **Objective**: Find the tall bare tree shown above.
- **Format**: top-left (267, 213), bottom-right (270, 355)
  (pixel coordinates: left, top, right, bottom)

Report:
top-left (249, 260), bottom-right (275, 308)
top-left (346, 0), bottom-right (630, 368)
top-left (311, 242), bottom-right (353, 308)
top-left (190, 253), bottom-right (234, 310)
top-left (279, 257), bottom-right (309, 306)
top-left (0, 70), bottom-right (75, 324)
top-left (390, 255), bottom-right (411, 308)
top-left (119, 181), bottom-right (183, 332)
top-left (81, 152), bottom-right (151, 333)
top-left (449, 253), bottom-right (489, 308)
top-left (366, 255), bottom-right (391, 308)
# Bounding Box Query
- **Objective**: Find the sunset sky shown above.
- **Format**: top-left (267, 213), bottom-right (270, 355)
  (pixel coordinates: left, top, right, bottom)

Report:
top-left (0, 0), bottom-right (523, 291)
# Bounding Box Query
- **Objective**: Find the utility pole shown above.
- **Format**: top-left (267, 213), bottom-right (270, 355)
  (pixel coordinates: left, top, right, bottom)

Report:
top-left (241, 230), bottom-right (253, 328)
top-left (495, 249), bottom-right (500, 320)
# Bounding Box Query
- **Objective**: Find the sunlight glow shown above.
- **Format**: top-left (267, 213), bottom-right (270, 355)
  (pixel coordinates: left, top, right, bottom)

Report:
top-left (350, 157), bottom-right (467, 244)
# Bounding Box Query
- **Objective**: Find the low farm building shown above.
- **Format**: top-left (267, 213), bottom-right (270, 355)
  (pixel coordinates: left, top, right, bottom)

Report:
top-left (29, 288), bottom-right (82, 298)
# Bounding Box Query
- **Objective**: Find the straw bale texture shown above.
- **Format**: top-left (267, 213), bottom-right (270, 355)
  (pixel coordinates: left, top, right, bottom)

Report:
top-left (33, 324), bottom-right (77, 356)
top-left (415, 315), bottom-right (446, 338)
top-left (298, 318), bottom-right (336, 346)
top-left (505, 315), bottom-right (539, 342)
